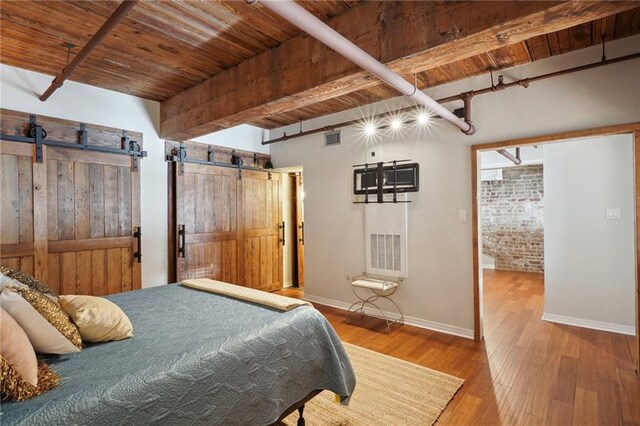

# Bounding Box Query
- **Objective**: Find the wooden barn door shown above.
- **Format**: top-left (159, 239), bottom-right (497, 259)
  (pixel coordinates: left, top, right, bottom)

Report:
top-left (175, 163), bottom-right (239, 283)
top-left (294, 173), bottom-right (305, 287)
top-left (45, 148), bottom-right (141, 295)
top-left (0, 142), bottom-right (43, 278)
top-left (240, 170), bottom-right (283, 292)
top-left (172, 157), bottom-right (282, 292)
top-left (0, 110), bottom-right (142, 295)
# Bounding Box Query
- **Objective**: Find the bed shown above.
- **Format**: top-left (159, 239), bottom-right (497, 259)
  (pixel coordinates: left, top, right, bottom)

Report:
top-left (1, 284), bottom-right (356, 425)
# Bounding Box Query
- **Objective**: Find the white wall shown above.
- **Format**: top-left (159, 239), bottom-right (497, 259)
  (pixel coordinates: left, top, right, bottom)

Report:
top-left (270, 35), bottom-right (640, 337)
top-left (192, 125), bottom-right (269, 155)
top-left (544, 134), bottom-right (636, 334)
top-left (0, 63), bottom-right (267, 287)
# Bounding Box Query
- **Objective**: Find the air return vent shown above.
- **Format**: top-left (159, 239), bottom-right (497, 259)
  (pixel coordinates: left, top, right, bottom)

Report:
top-left (370, 234), bottom-right (402, 271)
top-left (365, 194), bottom-right (408, 277)
top-left (324, 130), bottom-right (341, 146)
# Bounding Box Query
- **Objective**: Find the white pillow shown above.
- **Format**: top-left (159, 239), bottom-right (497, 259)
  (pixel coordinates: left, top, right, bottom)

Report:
top-left (0, 277), bottom-right (81, 355)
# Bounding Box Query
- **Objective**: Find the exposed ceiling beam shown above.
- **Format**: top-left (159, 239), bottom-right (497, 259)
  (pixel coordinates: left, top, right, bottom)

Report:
top-left (160, 1), bottom-right (638, 140)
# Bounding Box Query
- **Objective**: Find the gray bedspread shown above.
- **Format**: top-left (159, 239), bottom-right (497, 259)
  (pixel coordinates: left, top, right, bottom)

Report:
top-left (1, 284), bottom-right (355, 425)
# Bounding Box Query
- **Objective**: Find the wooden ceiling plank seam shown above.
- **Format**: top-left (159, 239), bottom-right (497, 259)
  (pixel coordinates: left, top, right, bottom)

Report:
top-left (1, 39), bottom-right (184, 100)
top-left (547, 32), bottom-right (562, 56)
top-left (471, 52), bottom-right (499, 72)
top-left (525, 35), bottom-right (551, 62)
top-left (42, 0), bottom-right (247, 75)
top-left (570, 21), bottom-right (594, 51)
top-left (216, 1), bottom-right (304, 41)
top-left (0, 24), bottom-right (208, 89)
top-left (592, 15), bottom-right (616, 45)
top-left (133, 2), bottom-right (263, 61)
top-left (3, 45), bottom-right (198, 98)
top-left (614, 8), bottom-right (639, 39)
top-left (165, 1), bottom-right (283, 52)
top-left (11, 1), bottom-right (224, 81)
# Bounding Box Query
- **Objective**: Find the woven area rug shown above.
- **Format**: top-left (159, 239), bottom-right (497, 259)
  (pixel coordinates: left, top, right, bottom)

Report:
top-left (283, 342), bottom-right (464, 426)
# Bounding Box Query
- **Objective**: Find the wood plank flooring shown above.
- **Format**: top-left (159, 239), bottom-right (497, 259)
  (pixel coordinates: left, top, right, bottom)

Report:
top-left (276, 269), bottom-right (639, 425)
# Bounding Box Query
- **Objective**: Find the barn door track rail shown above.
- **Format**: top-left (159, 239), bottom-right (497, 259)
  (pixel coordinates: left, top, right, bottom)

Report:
top-left (166, 141), bottom-right (273, 179)
top-left (0, 115), bottom-right (147, 171)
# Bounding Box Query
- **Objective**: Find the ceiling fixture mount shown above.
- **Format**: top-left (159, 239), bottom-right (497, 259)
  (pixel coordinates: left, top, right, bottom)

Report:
top-left (39, 0), bottom-right (139, 102)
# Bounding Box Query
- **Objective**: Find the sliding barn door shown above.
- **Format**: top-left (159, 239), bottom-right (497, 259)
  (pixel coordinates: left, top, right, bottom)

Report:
top-left (240, 170), bottom-right (283, 292)
top-left (294, 173), bottom-right (305, 287)
top-left (45, 148), bottom-right (140, 295)
top-left (0, 110), bottom-right (142, 295)
top-left (0, 142), bottom-right (42, 278)
top-left (173, 164), bottom-right (282, 291)
top-left (175, 164), bottom-right (239, 283)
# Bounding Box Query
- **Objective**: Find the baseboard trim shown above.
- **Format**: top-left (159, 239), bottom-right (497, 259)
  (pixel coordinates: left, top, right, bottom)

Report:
top-left (304, 293), bottom-right (474, 340)
top-left (283, 281), bottom-right (293, 288)
top-left (542, 312), bottom-right (636, 336)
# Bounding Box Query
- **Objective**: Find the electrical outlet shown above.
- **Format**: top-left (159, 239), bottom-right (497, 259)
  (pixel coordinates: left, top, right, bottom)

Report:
top-left (458, 209), bottom-right (467, 223)
top-left (605, 208), bottom-right (621, 219)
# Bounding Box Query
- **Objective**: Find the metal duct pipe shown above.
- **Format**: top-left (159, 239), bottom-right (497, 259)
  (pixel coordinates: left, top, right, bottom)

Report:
top-left (497, 148), bottom-right (522, 165)
top-left (39, 0), bottom-right (139, 102)
top-left (260, 51), bottom-right (640, 145)
top-left (247, 0), bottom-right (475, 135)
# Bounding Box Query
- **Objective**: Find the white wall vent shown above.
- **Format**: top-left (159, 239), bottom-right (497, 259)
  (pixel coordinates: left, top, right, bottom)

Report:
top-left (370, 234), bottom-right (402, 271)
top-left (365, 194), bottom-right (408, 277)
top-left (324, 130), bottom-right (341, 146)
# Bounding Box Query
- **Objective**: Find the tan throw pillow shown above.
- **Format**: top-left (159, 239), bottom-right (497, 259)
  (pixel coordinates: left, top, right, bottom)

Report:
top-left (1, 278), bottom-right (82, 354)
top-left (0, 307), bottom-right (60, 401)
top-left (60, 295), bottom-right (133, 343)
top-left (0, 266), bottom-right (58, 300)
top-left (0, 307), bottom-right (37, 386)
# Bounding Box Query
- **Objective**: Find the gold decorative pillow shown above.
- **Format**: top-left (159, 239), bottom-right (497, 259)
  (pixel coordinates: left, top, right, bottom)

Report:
top-left (1, 279), bottom-right (82, 354)
top-left (0, 266), bottom-right (58, 299)
top-left (1, 357), bottom-right (60, 401)
top-left (60, 295), bottom-right (133, 343)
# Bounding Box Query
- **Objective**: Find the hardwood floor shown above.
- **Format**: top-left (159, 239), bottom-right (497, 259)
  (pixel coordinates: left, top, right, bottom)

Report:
top-left (276, 270), bottom-right (640, 425)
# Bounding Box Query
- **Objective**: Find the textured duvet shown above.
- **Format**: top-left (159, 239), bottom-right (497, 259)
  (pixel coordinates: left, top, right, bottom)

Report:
top-left (1, 284), bottom-right (355, 425)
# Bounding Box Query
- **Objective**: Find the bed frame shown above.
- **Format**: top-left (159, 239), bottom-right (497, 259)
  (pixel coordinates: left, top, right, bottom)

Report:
top-left (270, 390), bottom-right (322, 426)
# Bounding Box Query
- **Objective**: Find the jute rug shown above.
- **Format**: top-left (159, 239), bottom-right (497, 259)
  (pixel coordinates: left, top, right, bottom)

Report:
top-left (283, 342), bottom-right (464, 426)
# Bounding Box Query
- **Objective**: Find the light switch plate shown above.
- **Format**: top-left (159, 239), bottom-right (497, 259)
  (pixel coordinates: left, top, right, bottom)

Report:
top-left (606, 208), bottom-right (621, 219)
top-left (458, 209), bottom-right (467, 223)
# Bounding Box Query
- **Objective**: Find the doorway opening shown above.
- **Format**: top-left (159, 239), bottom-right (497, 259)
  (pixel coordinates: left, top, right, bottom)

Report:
top-left (471, 124), bottom-right (639, 372)
top-left (479, 146), bottom-right (545, 339)
top-left (281, 166), bottom-right (305, 294)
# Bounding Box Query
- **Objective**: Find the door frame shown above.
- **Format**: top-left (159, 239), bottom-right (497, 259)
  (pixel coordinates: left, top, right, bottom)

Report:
top-left (290, 171), bottom-right (304, 287)
top-left (470, 122), bottom-right (640, 371)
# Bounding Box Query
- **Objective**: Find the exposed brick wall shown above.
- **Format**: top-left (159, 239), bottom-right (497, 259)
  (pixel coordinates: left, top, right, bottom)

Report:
top-left (481, 165), bottom-right (544, 272)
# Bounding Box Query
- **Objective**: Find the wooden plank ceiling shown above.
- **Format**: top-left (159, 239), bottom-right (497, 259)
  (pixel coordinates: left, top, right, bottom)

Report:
top-left (1, 1), bottom-right (639, 135)
top-left (0, 0), bottom-right (358, 100)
